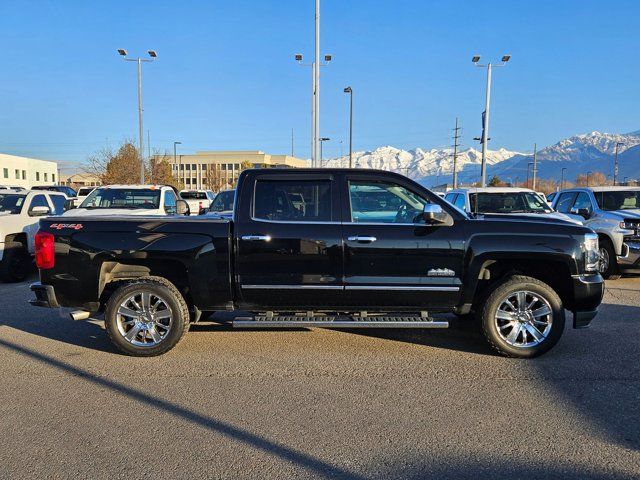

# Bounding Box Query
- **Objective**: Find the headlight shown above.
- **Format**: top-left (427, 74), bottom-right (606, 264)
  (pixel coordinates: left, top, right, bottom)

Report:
top-left (583, 233), bottom-right (599, 273)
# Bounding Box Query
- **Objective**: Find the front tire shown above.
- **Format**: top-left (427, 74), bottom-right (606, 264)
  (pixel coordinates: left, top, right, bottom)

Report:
top-left (104, 277), bottom-right (190, 357)
top-left (599, 238), bottom-right (621, 280)
top-left (480, 275), bottom-right (565, 358)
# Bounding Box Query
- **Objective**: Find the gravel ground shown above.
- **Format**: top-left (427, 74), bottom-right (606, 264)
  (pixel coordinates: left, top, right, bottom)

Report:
top-left (0, 275), bottom-right (639, 479)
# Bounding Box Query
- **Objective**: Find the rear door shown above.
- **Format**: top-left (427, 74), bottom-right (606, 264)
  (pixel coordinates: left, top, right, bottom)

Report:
top-left (340, 172), bottom-right (466, 310)
top-left (234, 172), bottom-right (343, 309)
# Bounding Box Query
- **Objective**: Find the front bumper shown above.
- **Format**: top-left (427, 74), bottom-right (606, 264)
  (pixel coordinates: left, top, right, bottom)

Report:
top-left (571, 274), bottom-right (604, 329)
top-left (29, 282), bottom-right (60, 308)
top-left (618, 241), bottom-right (640, 271)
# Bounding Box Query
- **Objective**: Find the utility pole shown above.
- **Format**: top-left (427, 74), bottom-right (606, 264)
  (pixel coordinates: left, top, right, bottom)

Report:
top-left (291, 128), bottom-right (294, 157)
top-left (614, 142), bottom-right (623, 186)
top-left (344, 86), bottom-right (353, 168)
top-left (452, 117), bottom-right (461, 188)
top-left (532, 143), bottom-right (538, 190)
top-left (561, 167), bottom-right (567, 190)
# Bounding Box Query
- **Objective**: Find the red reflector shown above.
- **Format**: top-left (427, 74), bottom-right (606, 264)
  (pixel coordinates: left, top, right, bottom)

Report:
top-left (198, 201), bottom-right (203, 210)
top-left (35, 231), bottom-right (55, 270)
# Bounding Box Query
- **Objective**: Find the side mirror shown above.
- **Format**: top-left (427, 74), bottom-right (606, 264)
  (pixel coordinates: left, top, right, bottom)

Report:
top-left (422, 204), bottom-right (450, 224)
top-left (176, 200), bottom-right (190, 216)
top-left (29, 205), bottom-right (51, 217)
top-left (571, 207), bottom-right (590, 219)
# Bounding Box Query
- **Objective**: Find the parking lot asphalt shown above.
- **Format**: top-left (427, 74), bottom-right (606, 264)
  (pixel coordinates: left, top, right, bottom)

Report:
top-left (0, 274), bottom-right (639, 479)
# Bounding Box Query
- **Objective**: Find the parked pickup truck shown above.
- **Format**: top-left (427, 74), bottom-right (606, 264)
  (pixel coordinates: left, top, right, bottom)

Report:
top-left (30, 169), bottom-right (604, 358)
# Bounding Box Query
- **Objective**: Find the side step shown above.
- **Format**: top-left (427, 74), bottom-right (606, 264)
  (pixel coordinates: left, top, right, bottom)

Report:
top-left (232, 314), bottom-right (448, 329)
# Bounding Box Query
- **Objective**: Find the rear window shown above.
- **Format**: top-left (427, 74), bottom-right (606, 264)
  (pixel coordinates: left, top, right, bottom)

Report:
top-left (0, 194), bottom-right (25, 214)
top-left (210, 191), bottom-right (235, 212)
top-left (80, 188), bottom-right (161, 209)
top-left (180, 191), bottom-right (208, 200)
top-left (78, 188), bottom-right (94, 196)
top-left (253, 180), bottom-right (331, 222)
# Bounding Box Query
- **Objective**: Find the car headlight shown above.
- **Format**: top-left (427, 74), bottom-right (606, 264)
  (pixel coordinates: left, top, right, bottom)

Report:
top-left (583, 233), bottom-right (599, 273)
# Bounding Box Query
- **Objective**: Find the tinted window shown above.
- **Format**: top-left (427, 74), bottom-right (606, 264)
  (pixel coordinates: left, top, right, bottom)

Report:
top-left (572, 192), bottom-right (593, 214)
top-left (210, 191), bottom-right (235, 212)
top-left (78, 188), bottom-right (94, 196)
top-left (349, 180), bottom-right (429, 223)
top-left (164, 190), bottom-right (177, 214)
top-left (0, 194), bottom-right (26, 214)
top-left (444, 193), bottom-right (456, 203)
top-left (594, 190), bottom-right (640, 211)
top-left (556, 192), bottom-right (577, 213)
top-left (254, 180), bottom-right (331, 222)
top-left (180, 191), bottom-right (208, 200)
top-left (49, 195), bottom-right (68, 215)
top-left (469, 192), bottom-right (551, 213)
top-left (454, 194), bottom-right (467, 210)
top-left (80, 188), bottom-right (161, 209)
top-left (29, 194), bottom-right (49, 212)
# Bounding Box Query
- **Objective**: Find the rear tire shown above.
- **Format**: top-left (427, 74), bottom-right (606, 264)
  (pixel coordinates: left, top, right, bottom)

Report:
top-left (480, 275), bottom-right (565, 358)
top-left (0, 242), bottom-right (31, 283)
top-left (104, 276), bottom-right (190, 357)
top-left (599, 238), bottom-right (621, 280)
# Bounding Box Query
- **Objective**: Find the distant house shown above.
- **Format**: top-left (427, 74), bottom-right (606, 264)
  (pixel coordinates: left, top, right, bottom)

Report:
top-left (60, 172), bottom-right (102, 188)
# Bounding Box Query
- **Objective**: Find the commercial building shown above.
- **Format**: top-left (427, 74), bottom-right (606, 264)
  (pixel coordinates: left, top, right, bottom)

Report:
top-left (164, 150), bottom-right (308, 190)
top-left (0, 153), bottom-right (59, 189)
top-left (60, 172), bottom-right (102, 188)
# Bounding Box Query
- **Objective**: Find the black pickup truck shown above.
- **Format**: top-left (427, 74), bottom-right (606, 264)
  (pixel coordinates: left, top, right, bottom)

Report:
top-left (30, 169), bottom-right (604, 358)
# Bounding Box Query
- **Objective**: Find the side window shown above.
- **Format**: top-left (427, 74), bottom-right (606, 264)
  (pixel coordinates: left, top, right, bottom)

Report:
top-left (454, 194), bottom-right (467, 211)
top-left (556, 192), bottom-right (577, 213)
top-left (49, 195), bottom-right (68, 215)
top-left (253, 179), bottom-right (331, 222)
top-left (29, 194), bottom-right (49, 214)
top-left (164, 190), bottom-right (177, 215)
top-left (572, 192), bottom-right (593, 214)
top-left (349, 180), bottom-right (429, 224)
top-left (444, 193), bottom-right (456, 203)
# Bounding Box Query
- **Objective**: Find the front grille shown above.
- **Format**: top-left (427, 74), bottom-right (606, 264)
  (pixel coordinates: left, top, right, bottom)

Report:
top-left (623, 219), bottom-right (640, 239)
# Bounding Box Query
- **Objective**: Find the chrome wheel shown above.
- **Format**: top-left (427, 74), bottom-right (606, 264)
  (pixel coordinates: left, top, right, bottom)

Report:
top-left (494, 290), bottom-right (553, 348)
top-left (116, 291), bottom-right (173, 347)
top-left (599, 247), bottom-right (609, 273)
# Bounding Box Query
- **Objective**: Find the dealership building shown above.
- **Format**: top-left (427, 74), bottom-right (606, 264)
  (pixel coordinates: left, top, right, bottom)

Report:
top-left (163, 150), bottom-right (308, 190)
top-left (0, 153), bottom-right (59, 189)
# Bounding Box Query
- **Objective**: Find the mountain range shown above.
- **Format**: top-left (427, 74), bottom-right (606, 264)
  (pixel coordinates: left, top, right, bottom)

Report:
top-left (322, 130), bottom-right (640, 186)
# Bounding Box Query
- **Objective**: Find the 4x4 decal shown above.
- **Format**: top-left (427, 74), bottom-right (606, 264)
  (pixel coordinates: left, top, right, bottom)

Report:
top-left (49, 223), bottom-right (83, 231)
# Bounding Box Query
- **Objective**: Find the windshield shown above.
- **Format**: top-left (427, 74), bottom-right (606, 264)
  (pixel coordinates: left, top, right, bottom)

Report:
top-left (80, 188), bottom-right (161, 209)
top-left (594, 190), bottom-right (640, 211)
top-left (210, 191), bottom-right (235, 212)
top-left (469, 192), bottom-right (552, 214)
top-left (180, 191), bottom-right (208, 200)
top-left (0, 194), bottom-right (26, 214)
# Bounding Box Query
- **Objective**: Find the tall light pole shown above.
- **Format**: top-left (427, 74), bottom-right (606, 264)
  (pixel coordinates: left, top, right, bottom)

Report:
top-left (294, 1), bottom-right (332, 167)
top-left (118, 48), bottom-right (157, 184)
top-left (526, 162), bottom-right (534, 188)
top-left (614, 141), bottom-right (623, 186)
top-left (472, 54), bottom-right (511, 187)
top-left (452, 117), bottom-right (461, 189)
top-left (344, 86), bottom-right (353, 168)
top-left (173, 141), bottom-right (182, 184)
top-left (532, 143), bottom-right (538, 190)
top-left (561, 167), bottom-right (567, 190)
top-left (319, 137), bottom-right (330, 167)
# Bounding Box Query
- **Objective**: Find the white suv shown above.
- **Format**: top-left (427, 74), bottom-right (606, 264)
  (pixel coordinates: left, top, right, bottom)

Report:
top-left (67, 185), bottom-right (189, 217)
top-left (0, 190), bottom-right (71, 282)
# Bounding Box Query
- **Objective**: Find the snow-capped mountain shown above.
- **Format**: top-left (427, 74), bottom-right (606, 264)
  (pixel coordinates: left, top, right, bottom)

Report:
top-left (322, 130), bottom-right (640, 186)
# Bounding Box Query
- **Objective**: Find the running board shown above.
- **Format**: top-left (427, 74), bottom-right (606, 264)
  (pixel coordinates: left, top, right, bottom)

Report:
top-left (232, 315), bottom-right (449, 329)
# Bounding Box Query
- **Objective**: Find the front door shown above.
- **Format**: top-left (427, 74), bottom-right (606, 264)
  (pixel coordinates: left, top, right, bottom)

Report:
top-left (340, 174), bottom-right (466, 310)
top-left (234, 173), bottom-right (343, 310)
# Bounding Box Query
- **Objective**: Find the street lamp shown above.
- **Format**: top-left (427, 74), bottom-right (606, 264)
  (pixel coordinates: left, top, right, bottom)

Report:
top-left (118, 48), bottom-right (157, 184)
top-left (319, 137), bottom-right (330, 167)
top-left (561, 167), bottom-right (567, 190)
top-left (472, 54), bottom-right (511, 187)
top-left (614, 142), bottom-right (624, 186)
top-left (294, 1), bottom-right (332, 167)
top-left (343, 86), bottom-right (353, 168)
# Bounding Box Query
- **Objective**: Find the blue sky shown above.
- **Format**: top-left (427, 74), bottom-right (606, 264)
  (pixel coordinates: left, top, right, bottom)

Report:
top-left (0, 0), bottom-right (639, 169)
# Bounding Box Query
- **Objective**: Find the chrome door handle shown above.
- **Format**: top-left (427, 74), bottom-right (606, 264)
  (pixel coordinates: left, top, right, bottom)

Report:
top-left (347, 235), bottom-right (377, 243)
top-left (241, 235), bottom-right (272, 242)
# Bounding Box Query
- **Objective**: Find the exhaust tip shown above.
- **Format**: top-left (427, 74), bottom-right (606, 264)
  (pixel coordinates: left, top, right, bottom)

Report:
top-left (69, 310), bottom-right (91, 321)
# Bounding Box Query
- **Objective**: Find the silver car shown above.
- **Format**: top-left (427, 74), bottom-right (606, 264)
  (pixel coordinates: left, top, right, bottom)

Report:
top-left (552, 186), bottom-right (640, 279)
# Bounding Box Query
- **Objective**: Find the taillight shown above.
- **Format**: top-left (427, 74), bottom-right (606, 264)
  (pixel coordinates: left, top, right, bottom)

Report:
top-left (198, 201), bottom-right (203, 210)
top-left (35, 231), bottom-right (55, 270)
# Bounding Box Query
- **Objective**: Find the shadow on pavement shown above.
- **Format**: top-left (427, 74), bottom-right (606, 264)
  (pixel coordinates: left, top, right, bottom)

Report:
top-left (0, 338), bottom-right (365, 480)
